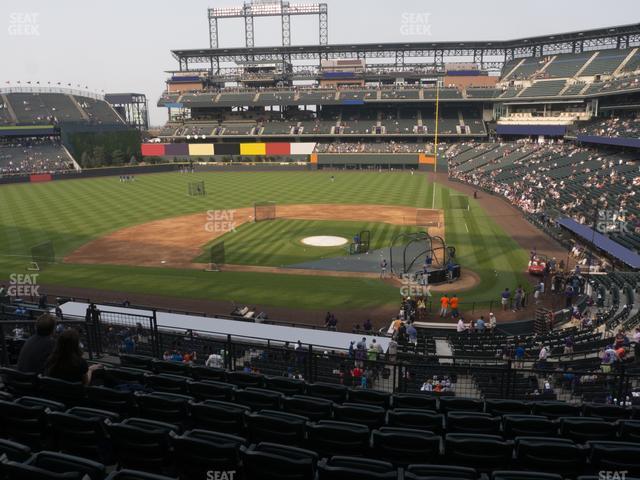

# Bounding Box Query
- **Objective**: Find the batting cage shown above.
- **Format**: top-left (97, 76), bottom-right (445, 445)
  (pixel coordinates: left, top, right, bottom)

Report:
top-left (349, 230), bottom-right (371, 255)
top-left (30, 241), bottom-right (55, 271)
top-left (389, 232), bottom-right (451, 275)
top-left (188, 181), bottom-right (206, 196)
top-left (254, 201), bottom-right (276, 222)
top-left (206, 242), bottom-right (226, 272)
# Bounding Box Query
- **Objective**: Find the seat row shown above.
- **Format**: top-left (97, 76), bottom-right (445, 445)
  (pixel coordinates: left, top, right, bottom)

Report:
top-left (1, 399), bottom-right (640, 479)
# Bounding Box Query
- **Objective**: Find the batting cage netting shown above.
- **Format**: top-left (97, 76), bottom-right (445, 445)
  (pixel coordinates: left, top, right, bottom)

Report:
top-left (30, 241), bottom-right (55, 271)
top-left (254, 201), bottom-right (276, 222)
top-left (206, 242), bottom-right (226, 271)
top-left (188, 181), bottom-right (206, 196)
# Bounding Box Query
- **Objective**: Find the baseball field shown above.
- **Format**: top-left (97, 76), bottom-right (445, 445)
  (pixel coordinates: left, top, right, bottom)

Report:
top-left (0, 170), bottom-right (531, 312)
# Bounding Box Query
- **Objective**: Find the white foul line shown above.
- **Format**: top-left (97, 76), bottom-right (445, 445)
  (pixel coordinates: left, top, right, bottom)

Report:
top-left (464, 221), bottom-right (469, 233)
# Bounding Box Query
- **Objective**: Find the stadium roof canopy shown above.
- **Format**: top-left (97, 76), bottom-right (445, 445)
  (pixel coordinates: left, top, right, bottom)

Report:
top-left (558, 217), bottom-right (640, 269)
top-left (172, 22), bottom-right (640, 72)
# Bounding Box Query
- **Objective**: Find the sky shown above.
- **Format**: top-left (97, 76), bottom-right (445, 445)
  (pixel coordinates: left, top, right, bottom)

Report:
top-left (1, 0), bottom-right (638, 125)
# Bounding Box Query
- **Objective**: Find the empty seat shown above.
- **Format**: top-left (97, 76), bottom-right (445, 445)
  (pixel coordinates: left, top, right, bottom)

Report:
top-left (447, 412), bottom-right (501, 436)
top-left (105, 470), bottom-right (177, 480)
top-left (486, 399), bottom-right (531, 416)
top-left (189, 399), bottom-right (249, 434)
top-left (532, 401), bottom-right (581, 419)
top-left (172, 428), bottom-right (246, 479)
top-left (38, 376), bottom-right (86, 407)
top-left (514, 437), bottom-right (586, 476)
top-left (306, 382), bottom-right (348, 403)
top-left (151, 359), bottom-right (188, 375)
top-left (439, 397), bottom-right (483, 414)
top-left (620, 420), bottom-right (640, 442)
top-left (492, 471), bottom-right (562, 480)
top-left (189, 365), bottom-right (227, 382)
top-left (0, 460), bottom-right (86, 480)
top-left (119, 354), bottom-right (152, 370)
top-left (235, 387), bottom-right (283, 411)
top-left (387, 408), bottom-right (444, 435)
top-left (0, 397), bottom-right (63, 448)
top-left (102, 367), bottom-right (147, 388)
top-left (144, 374), bottom-right (189, 395)
top-left (588, 441), bottom-right (640, 475)
top-left (372, 427), bottom-right (441, 465)
top-left (405, 464), bottom-right (478, 480)
top-left (48, 407), bottom-right (118, 462)
top-left (392, 393), bottom-right (438, 411)
top-left (0, 367), bottom-right (38, 396)
top-left (265, 376), bottom-right (306, 396)
top-left (333, 402), bottom-right (386, 429)
top-left (583, 403), bottom-right (630, 421)
top-left (348, 389), bottom-right (391, 409)
top-left (246, 410), bottom-right (307, 445)
top-left (135, 391), bottom-right (192, 427)
top-left (283, 395), bottom-right (333, 421)
top-left (503, 415), bottom-right (558, 439)
top-left (25, 451), bottom-right (106, 480)
top-left (445, 434), bottom-right (512, 471)
top-left (86, 385), bottom-right (135, 416)
top-left (107, 417), bottom-right (178, 472)
top-left (559, 417), bottom-right (617, 443)
top-left (0, 439), bottom-right (31, 462)
top-left (242, 442), bottom-right (318, 480)
top-left (307, 420), bottom-right (371, 457)
top-left (227, 371), bottom-right (265, 389)
top-left (318, 456), bottom-right (398, 480)
top-left (188, 380), bottom-right (236, 401)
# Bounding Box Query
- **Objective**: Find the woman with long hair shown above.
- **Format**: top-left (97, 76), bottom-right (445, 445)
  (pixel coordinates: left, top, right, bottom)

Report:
top-left (45, 328), bottom-right (101, 384)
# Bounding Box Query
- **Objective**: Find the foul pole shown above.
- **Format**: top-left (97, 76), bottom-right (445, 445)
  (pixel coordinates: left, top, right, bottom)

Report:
top-left (433, 80), bottom-right (440, 174)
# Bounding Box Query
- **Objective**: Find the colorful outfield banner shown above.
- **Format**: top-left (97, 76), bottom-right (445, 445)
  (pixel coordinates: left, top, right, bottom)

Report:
top-left (141, 142), bottom-right (317, 157)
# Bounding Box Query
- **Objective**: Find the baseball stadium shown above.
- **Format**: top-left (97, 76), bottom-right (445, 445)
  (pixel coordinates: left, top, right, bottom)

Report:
top-left (1, 2), bottom-right (640, 479)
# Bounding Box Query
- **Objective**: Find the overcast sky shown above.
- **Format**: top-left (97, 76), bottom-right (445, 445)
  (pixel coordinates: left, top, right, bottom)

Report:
top-left (2, 0), bottom-right (638, 125)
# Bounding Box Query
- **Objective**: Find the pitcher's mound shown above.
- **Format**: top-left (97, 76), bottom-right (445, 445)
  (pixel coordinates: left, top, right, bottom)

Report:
top-left (301, 236), bottom-right (349, 247)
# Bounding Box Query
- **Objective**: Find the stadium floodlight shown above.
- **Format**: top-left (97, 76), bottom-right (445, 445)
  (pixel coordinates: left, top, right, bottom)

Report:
top-left (208, 0), bottom-right (328, 48)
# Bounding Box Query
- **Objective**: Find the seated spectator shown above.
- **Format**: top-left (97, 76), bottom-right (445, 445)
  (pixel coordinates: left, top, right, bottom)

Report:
top-left (45, 328), bottom-right (101, 384)
top-left (16, 313), bottom-right (56, 374)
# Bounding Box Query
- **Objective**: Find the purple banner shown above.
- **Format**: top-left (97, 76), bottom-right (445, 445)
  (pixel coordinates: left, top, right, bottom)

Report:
top-left (496, 124), bottom-right (567, 136)
top-left (164, 143), bottom-right (189, 156)
top-left (577, 135), bottom-right (640, 149)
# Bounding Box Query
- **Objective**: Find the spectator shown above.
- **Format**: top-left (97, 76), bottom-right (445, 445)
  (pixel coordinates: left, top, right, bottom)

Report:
top-left (537, 344), bottom-right (549, 367)
top-left (387, 338), bottom-right (398, 363)
top-left (406, 322), bottom-right (418, 345)
top-left (456, 318), bottom-right (467, 333)
top-left (206, 350), bottom-right (224, 368)
top-left (363, 318), bottom-right (372, 332)
top-left (45, 328), bottom-right (101, 384)
top-left (476, 316), bottom-right (486, 333)
top-left (16, 313), bottom-right (56, 374)
top-left (439, 294), bottom-right (450, 318)
top-left (515, 344), bottom-right (525, 368)
top-left (450, 294), bottom-right (460, 318)
top-left (367, 339), bottom-right (382, 361)
top-left (489, 312), bottom-right (497, 332)
top-left (501, 288), bottom-right (511, 311)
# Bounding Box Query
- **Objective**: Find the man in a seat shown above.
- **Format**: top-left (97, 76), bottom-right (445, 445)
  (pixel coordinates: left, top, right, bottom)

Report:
top-left (17, 313), bottom-right (56, 374)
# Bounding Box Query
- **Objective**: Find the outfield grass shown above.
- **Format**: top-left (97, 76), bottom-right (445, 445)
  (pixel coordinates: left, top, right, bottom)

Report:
top-left (195, 219), bottom-right (421, 266)
top-left (0, 171), bottom-right (530, 310)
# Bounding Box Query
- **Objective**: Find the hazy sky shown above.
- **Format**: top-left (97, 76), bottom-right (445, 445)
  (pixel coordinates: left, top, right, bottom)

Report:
top-left (2, 0), bottom-right (638, 125)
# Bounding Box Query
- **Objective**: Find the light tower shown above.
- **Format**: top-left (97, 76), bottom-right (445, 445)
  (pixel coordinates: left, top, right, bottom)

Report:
top-left (208, 0), bottom-right (328, 49)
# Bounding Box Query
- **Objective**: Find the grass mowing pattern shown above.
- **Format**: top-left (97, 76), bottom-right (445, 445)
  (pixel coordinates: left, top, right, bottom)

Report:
top-left (0, 171), bottom-right (529, 310)
top-left (195, 219), bottom-right (421, 267)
